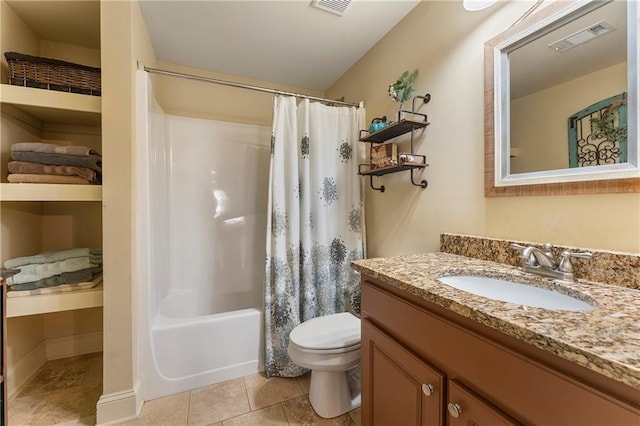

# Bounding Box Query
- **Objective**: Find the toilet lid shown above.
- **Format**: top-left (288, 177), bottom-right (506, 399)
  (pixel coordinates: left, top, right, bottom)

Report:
top-left (289, 312), bottom-right (361, 350)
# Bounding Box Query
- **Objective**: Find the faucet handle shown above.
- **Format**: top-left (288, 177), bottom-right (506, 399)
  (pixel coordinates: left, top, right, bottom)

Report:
top-left (558, 250), bottom-right (593, 273)
top-left (511, 243), bottom-right (527, 251)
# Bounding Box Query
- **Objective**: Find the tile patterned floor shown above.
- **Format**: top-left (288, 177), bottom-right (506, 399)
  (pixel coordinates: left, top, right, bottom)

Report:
top-left (8, 352), bottom-right (361, 426)
top-left (8, 352), bottom-right (103, 425)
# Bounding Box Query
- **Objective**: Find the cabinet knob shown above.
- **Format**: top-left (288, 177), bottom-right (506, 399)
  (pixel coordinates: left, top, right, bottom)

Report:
top-left (447, 402), bottom-right (463, 418)
top-left (421, 383), bottom-right (434, 397)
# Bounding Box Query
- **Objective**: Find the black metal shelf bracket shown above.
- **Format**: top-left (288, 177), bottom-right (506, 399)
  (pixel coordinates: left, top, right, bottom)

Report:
top-left (369, 176), bottom-right (385, 193)
top-left (410, 169), bottom-right (428, 189)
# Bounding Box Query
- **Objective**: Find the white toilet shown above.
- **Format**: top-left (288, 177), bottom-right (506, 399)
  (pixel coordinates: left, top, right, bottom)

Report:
top-left (287, 312), bottom-right (361, 418)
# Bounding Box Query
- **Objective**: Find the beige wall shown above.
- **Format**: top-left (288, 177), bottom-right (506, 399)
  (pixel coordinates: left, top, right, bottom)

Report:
top-left (326, 0), bottom-right (640, 255)
top-left (151, 62), bottom-right (325, 126)
top-left (511, 62), bottom-right (627, 174)
top-left (101, 0), bottom-right (137, 400)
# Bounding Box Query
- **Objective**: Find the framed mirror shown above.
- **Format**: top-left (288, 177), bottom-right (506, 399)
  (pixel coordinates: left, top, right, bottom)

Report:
top-left (485, 0), bottom-right (640, 196)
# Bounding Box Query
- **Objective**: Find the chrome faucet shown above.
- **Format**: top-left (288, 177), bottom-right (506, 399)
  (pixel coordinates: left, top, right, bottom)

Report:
top-left (511, 243), bottom-right (592, 282)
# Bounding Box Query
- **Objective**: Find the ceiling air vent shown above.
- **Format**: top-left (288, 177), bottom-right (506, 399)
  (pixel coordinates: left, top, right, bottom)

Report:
top-left (311, 0), bottom-right (353, 16)
top-left (548, 21), bottom-right (616, 52)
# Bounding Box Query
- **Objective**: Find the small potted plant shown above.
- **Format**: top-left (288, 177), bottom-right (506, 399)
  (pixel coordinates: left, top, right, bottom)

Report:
top-left (388, 69), bottom-right (418, 113)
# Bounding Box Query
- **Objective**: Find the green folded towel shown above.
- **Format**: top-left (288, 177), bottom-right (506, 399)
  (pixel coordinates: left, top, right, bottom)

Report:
top-left (6, 256), bottom-right (101, 285)
top-left (8, 266), bottom-right (103, 291)
top-left (4, 247), bottom-right (102, 269)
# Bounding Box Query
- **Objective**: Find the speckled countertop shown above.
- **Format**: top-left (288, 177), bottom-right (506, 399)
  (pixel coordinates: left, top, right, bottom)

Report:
top-left (352, 252), bottom-right (640, 391)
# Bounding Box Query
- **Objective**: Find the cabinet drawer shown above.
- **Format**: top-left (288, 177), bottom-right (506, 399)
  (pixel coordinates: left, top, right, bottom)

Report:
top-left (362, 279), bottom-right (640, 425)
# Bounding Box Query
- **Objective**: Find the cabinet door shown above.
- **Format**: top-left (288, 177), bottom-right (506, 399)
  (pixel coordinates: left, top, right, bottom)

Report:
top-left (447, 380), bottom-right (519, 426)
top-left (362, 319), bottom-right (444, 426)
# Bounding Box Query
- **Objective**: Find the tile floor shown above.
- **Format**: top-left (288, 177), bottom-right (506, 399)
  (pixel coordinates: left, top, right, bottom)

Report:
top-left (8, 352), bottom-right (103, 425)
top-left (8, 352), bottom-right (361, 426)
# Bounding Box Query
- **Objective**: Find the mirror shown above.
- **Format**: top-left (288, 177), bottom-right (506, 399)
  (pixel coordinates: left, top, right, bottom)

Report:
top-left (485, 0), bottom-right (640, 196)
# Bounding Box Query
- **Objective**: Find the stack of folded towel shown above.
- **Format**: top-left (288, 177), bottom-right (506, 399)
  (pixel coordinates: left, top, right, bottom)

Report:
top-left (4, 248), bottom-right (103, 294)
top-left (8, 142), bottom-right (102, 184)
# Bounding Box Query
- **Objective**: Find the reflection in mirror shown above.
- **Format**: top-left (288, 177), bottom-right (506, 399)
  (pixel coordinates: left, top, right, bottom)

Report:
top-left (484, 0), bottom-right (640, 196)
top-left (509, 1), bottom-right (627, 174)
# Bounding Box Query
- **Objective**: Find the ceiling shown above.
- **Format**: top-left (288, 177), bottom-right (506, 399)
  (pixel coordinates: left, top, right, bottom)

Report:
top-left (138, 0), bottom-right (421, 91)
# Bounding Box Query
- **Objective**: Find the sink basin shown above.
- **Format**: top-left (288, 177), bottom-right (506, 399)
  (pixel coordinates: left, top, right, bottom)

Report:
top-left (437, 275), bottom-right (596, 311)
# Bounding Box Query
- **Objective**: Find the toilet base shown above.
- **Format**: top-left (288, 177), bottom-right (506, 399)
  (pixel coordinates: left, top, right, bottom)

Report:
top-left (308, 366), bottom-right (361, 418)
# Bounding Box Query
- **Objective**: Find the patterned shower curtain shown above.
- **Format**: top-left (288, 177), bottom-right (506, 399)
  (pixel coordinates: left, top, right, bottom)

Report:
top-left (264, 96), bottom-right (365, 377)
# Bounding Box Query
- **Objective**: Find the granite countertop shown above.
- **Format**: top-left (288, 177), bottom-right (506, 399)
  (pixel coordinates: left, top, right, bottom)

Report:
top-left (351, 252), bottom-right (640, 391)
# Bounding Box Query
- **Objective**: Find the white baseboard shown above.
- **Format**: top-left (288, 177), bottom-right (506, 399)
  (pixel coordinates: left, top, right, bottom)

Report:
top-left (7, 331), bottom-right (104, 398)
top-left (7, 341), bottom-right (47, 398)
top-left (46, 331), bottom-right (103, 359)
top-left (96, 379), bottom-right (142, 425)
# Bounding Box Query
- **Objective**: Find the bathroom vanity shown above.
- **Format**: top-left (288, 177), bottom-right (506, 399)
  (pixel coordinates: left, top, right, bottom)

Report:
top-left (352, 252), bottom-right (640, 425)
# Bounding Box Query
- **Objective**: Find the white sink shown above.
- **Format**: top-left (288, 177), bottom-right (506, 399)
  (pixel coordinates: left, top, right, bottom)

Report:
top-left (437, 275), bottom-right (596, 311)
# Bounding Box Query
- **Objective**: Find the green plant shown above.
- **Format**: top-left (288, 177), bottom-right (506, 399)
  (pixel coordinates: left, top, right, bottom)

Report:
top-left (388, 69), bottom-right (418, 103)
top-left (590, 107), bottom-right (627, 143)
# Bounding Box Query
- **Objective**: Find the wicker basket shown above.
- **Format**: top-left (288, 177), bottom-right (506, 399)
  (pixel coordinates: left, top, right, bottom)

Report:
top-left (4, 52), bottom-right (101, 96)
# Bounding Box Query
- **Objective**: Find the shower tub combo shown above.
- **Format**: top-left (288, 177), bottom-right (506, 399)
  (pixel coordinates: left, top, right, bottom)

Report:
top-left (136, 72), bottom-right (269, 400)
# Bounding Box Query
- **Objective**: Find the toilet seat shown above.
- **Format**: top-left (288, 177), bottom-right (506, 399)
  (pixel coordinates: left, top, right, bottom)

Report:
top-left (289, 312), bottom-right (360, 351)
top-left (289, 341), bottom-right (360, 355)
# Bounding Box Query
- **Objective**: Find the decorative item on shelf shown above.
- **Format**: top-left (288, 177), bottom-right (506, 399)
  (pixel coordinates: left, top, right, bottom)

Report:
top-left (370, 143), bottom-right (398, 169)
top-left (368, 116), bottom-right (388, 133)
top-left (388, 69), bottom-right (418, 113)
top-left (398, 154), bottom-right (421, 165)
top-left (4, 52), bottom-right (101, 96)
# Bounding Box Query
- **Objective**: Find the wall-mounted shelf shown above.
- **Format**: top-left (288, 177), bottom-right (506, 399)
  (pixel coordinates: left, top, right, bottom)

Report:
top-left (358, 94), bottom-right (431, 192)
top-left (359, 118), bottom-right (430, 144)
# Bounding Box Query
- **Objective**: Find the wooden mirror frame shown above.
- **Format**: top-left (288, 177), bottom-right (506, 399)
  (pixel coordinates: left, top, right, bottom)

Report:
top-left (484, 0), bottom-right (640, 197)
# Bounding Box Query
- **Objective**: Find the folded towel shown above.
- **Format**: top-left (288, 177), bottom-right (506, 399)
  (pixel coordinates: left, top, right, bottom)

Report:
top-left (8, 161), bottom-right (96, 182)
top-left (7, 266), bottom-right (103, 291)
top-left (6, 256), bottom-right (101, 285)
top-left (11, 142), bottom-right (101, 157)
top-left (11, 151), bottom-right (102, 174)
top-left (5, 247), bottom-right (102, 269)
top-left (7, 273), bottom-right (103, 298)
top-left (7, 174), bottom-right (91, 185)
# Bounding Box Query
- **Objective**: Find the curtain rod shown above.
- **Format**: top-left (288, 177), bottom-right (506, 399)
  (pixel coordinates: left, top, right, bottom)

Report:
top-left (143, 66), bottom-right (360, 108)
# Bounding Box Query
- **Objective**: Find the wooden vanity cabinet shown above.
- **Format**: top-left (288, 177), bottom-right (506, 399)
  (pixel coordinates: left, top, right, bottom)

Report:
top-left (360, 276), bottom-right (640, 426)
top-left (363, 318), bottom-right (445, 426)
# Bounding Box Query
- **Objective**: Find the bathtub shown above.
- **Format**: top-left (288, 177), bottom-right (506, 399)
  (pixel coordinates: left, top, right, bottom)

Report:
top-left (136, 71), bottom-right (268, 401)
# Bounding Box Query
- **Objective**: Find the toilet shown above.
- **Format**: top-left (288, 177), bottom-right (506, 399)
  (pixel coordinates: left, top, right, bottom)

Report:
top-left (287, 312), bottom-right (361, 418)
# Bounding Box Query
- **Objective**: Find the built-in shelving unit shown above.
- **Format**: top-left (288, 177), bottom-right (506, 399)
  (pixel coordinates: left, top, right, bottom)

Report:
top-left (1, 0), bottom-right (104, 413)
top-left (358, 95), bottom-right (431, 192)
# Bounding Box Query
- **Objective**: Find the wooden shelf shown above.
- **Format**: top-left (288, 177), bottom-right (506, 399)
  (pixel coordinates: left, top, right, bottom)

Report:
top-left (359, 118), bottom-right (429, 143)
top-left (6, 285), bottom-right (103, 318)
top-left (359, 161), bottom-right (427, 177)
top-left (0, 84), bottom-right (101, 126)
top-left (0, 183), bottom-right (101, 201)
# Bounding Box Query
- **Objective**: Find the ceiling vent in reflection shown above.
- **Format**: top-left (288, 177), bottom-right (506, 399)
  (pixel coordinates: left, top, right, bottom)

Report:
top-left (310, 0), bottom-right (353, 16)
top-left (548, 21), bottom-right (616, 52)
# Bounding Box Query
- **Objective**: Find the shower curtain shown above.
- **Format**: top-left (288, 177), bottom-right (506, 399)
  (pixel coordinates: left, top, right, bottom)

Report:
top-left (265, 96), bottom-right (365, 377)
